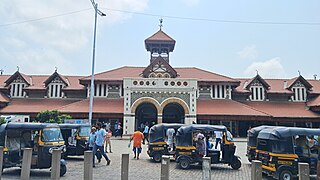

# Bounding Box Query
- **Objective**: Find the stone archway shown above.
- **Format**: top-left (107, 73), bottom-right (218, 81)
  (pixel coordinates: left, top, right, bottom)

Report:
top-left (135, 103), bottom-right (158, 131)
top-left (162, 103), bottom-right (185, 124)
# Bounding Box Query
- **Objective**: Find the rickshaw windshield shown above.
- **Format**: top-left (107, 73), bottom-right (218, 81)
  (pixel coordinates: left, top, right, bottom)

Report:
top-left (79, 126), bottom-right (90, 137)
top-left (42, 128), bottom-right (64, 142)
top-left (226, 131), bottom-right (233, 142)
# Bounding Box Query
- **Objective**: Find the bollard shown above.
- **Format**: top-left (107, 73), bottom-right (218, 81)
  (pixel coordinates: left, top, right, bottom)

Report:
top-left (84, 151), bottom-right (93, 180)
top-left (20, 148), bottom-right (33, 180)
top-left (298, 162), bottom-right (309, 180)
top-left (0, 146), bottom-right (4, 179)
top-left (317, 161), bottom-right (320, 180)
top-left (251, 160), bottom-right (262, 180)
top-left (202, 157), bottom-right (211, 180)
top-left (160, 155), bottom-right (170, 180)
top-left (121, 154), bottom-right (129, 180)
top-left (51, 149), bottom-right (61, 180)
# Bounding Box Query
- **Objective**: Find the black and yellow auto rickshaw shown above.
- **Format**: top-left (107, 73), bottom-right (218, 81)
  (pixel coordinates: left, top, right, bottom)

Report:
top-left (247, 126), bottom-right (275, 162)
top-left (147, 123), bottom-right (184, 162)
top-left (58, 124), bottom-right (90, 157)
top-left (175, 124), bottom-right (241, 170)
top-left (0, 123), bottom-right (67, 176)
top-left (256, 127), bottom-right (320, 180)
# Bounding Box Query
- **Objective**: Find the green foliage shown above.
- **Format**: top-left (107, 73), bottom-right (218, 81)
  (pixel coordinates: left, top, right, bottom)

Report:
top-left (36, 110), bottom-right (72, 124)
top-left (0, 117), bottom-right (6, 124)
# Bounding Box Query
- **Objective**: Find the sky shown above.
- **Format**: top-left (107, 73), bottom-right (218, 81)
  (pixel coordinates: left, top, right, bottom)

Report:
top-left (0, 0), bottom-right (319, 79)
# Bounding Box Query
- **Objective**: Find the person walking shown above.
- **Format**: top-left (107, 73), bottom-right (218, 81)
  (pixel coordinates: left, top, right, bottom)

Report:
top-left (93, 122), bottom-right (111, 167)
top-left (130, 129), bottom-right (144, 160)
top-left (105, 129), bottom-right (112, 153)
top-left (214, 131), bottom-right (222, 150)
top-left (87, 127), bottom-right (102, 162)
top-left (142, 122), bottom-right (149, 144)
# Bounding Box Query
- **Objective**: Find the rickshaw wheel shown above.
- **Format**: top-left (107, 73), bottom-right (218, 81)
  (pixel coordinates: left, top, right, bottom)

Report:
top-left (153, 153), bottom-right (162, 163)
top-left (179, 158), bottom-right (190, 169)
top-left (231, 158), bottom-right (241, 170)
top-left (60, 164), bottom-right (67, 176)
top-left (279, 169), bottom-right (293, 180)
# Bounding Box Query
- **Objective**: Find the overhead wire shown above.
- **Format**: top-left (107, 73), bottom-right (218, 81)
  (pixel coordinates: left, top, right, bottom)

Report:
top-left (1, 7), bottom-right (320, 27)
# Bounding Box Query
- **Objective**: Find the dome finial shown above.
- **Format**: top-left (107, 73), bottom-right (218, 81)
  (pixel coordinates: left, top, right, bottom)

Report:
top-left (159, 18), bottom-right (163, 30)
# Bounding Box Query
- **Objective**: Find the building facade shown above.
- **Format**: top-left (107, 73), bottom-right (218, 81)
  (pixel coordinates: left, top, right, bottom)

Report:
top-left (1, 28), bottom-right (320, 136)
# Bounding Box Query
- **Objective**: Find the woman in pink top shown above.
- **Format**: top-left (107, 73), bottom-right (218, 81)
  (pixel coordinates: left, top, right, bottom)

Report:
top-left (105, 129), bottom-right (112, 153)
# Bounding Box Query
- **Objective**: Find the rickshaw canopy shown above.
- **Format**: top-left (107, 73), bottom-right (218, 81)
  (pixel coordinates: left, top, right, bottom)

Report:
top-left (247, 126), bottom-right (276, 146)
top-left (149, 123), bottom-right (184, 143)
top-left (258, 127), bottom-right (320, 140)
top-left (176, 124), bottom-right (227, 146)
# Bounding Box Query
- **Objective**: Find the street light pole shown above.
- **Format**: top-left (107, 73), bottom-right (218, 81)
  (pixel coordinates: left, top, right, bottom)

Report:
top-left (89, 0), bottom-right (106, 126)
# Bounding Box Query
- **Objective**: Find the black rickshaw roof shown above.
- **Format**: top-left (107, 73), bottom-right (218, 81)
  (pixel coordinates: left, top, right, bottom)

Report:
top-left (247, 125), bottom-right (277, 137)
top-left (258, 127), bottom-right (320, 140)
top-left (177, 124), bottom-right (227, 135)
top-left (58, 123), bottom-right (91, 130)
top-left (1, 123), bottom-right (60, 131)
top-left (149, 123), bottom-right (184, 143)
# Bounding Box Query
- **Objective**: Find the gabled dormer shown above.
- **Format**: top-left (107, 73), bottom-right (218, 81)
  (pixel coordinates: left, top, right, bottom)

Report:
top-left (288, 75), bottom-right (312, 102)
top-left (245, 74), bottom-right (270, 101)
top-left (4, 71), bottom-right (30, 98)
top-left (142, 56), bottom-right (177, 78)
top-left (44, 71), bottom-right (68, 98)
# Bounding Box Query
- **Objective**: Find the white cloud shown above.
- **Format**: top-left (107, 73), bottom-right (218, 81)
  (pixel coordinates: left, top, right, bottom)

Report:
top-left (244, 57), bottom-right (286, 78)
top-left (238, 45), bottom-right (258, 60)
top-left (0, 0), bottom-right (149, 74)
top-left (180, 0), bottom-right (200, 7)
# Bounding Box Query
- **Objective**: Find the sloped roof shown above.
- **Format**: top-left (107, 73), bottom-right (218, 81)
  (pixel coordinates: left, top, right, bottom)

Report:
top-left (0, 99), bottom-right (79, 113)
top-left (287, 76), bottom-right (313, 89)
top-left (142, 56), bottom-right (177, 78)
top-left (197, 99), bottom-right (269, 117)
top-left (44, 71), bottom-right (68, 86)
top-left (245, 74), bottom-right (270, 89)
top-left (0, 92), bottom-right (9, 103)
top-left (145, 30), bottom-right (175, 42)
top-left (80, 66), bottom-right (239, 84)
top-left (307, 95), bottom-right (320, 107)
top-left (243, 101), bottom-right (320, 118)
top-left (4, 71), bottom-right (30, 86)
top-left (58, 98), bottom-right (123, 114)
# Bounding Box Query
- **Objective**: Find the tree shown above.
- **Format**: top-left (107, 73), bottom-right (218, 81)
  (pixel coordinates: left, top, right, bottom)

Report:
top-left (0, 117), bottom-right (6, 124)
top-left (36, 110), bottom-right (71, 124)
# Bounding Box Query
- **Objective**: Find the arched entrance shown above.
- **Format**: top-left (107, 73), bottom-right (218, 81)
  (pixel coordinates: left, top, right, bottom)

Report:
top-left (135, 103), bottom-right (158, 131)
top-left (162, 103), bottom-right (185, 124)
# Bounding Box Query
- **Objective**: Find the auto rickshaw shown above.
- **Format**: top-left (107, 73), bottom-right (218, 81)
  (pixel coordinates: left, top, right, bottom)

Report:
top-left (256, 127), bottom-right (320, 180)
top-left (247, 126), bottom-right (276, 162)
top-left (147, 123), bottom-right (184, 162)
top-left (175, 124), bottom-right (241, 170)
top-left (58, 124), bottom-right (90, 157)
top-left (0, 123), bottom-right (67, 176)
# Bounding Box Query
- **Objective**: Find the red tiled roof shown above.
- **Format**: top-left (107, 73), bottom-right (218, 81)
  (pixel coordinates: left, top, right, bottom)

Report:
top-left (0, 92), bottom-right (9, 103)
top-left (145, 30), bottom-right (175, 42)
top-left (80, 66), bottom-right (239, 83)
top-left (197, 99), bottom-right (269, 116)
top-left (0, 99), bottom-right (79, 113)
top-left (308, 95), bottom-right (320, 107)
top-left (58, 98), bottom-right (123, 114)
top-left (242, 101), bottom-right (320, 118)
top-left (236, 79), bottom-right (294, 94)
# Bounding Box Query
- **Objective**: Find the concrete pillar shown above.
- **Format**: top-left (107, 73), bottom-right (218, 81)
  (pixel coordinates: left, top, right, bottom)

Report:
top-left (298, 162), bottom-right (309, 180)
top-left (84, 151), bottom-right (93, 180)
top-left (51, 149), bottom-right (61, 180)
top-left (317, 161), bottom-right (320, 180)
top-left (21, 148), bottom-right (32, 180)
top-left (202, 157), bottom-right (211, 180)
top-left (121, 154), bottom-right (129, 180)
top-left (0, 146), bottom-right (4, 178)
top-left (160, 155), bottom-right (170, 180)
top-left (251, 160), bottom-right (262, 180)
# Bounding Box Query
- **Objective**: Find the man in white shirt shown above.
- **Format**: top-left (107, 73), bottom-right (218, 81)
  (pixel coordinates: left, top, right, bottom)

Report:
top-left (214, 131), bottom-right (222, 149)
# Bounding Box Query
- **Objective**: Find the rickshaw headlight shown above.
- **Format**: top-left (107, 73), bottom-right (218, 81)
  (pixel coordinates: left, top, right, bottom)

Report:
top-left (63, 147), bottom-right (67, 152)
top-left (192, 150), bottom-right (195, 153)
top-left (49, 148), bottom-right (53, 154)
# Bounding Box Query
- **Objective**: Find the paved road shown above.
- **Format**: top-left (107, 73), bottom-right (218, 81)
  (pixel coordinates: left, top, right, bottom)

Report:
top-left (1, 139), bottom-right (270, 180)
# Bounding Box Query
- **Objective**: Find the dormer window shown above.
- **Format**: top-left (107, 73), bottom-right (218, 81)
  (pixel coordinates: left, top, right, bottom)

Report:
top-left (48, 77), bottom-right (65, 98)
top-left (10, 77), bottom-right (26, 98)
top-left (291, 81), bottom-right (307, 102)
top-left (249, 81), bottom-right (265, 101)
